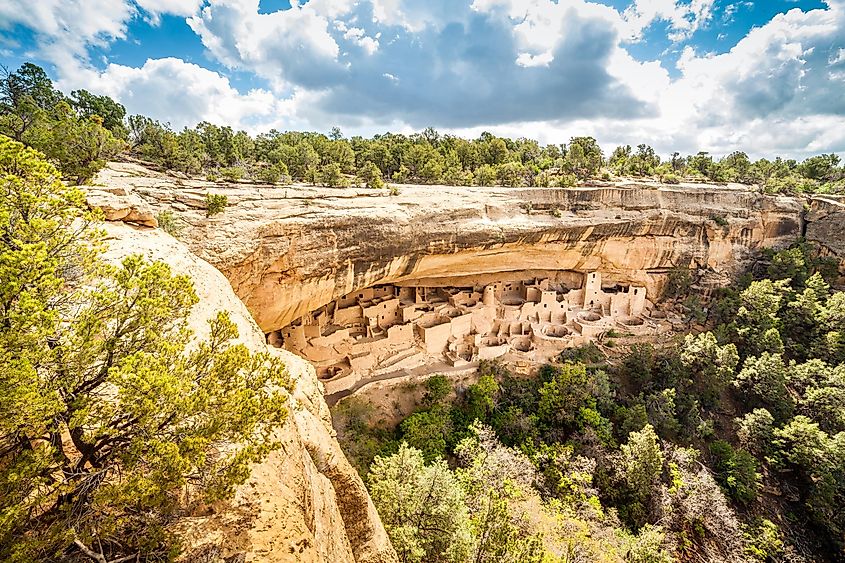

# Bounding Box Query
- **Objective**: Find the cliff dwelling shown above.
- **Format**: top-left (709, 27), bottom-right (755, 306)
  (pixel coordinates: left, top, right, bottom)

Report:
top-left (269, 271), bottom-right (672, 395)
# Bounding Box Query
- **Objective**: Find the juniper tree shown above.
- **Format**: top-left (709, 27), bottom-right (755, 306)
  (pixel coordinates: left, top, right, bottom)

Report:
top-left (0, 136), bottom-right (291, 562)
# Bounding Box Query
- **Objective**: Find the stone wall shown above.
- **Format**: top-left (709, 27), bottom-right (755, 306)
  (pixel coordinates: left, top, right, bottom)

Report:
top-left (91, 163), bottom-right (811, 333)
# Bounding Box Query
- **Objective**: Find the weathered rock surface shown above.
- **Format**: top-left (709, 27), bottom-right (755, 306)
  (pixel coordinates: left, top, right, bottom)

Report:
top-left (100, 222), bottom-right (397, 563)
top-left (806, 196), bottom-right (845, 260)
top-left (87, 188), bottom-right (158, 227)
top-left (93, 162), bottom-right (822, 333)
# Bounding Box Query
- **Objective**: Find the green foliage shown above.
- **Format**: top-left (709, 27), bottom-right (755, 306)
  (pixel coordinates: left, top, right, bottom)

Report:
top-left (204, 192), bottom-right (228, 216)
top-left (0, 65), bottom-right (125, 182)
top-left (0, 139), bottom-right (290, 562)
top-left (219, 165), bottom-right (245, 182)
top-left (31, 102), bottom-right (125, 184)
top-left (744, 518), bottom-right (784, 561)
top-left (558, 342), bottom-right (606, 364)
top-left (423, 374), bottom-right (452, 407)
top-left (734, 353), bottom-right (794, 420)
top-left (627, 525), bottom-right (675, 563)
top-left (680, 332), bottom-right (738, 406)
top-left (359, 160), bottom-right (384, 189)
top-left (399, 406), bottom-right (453, 461)
top-left (70, 88), bottom-right (127, 138)
top-left (537, 362), bottom-right (606, 437)
top-left (564, 137), bottom-right (603, 179)
top-left (156, 210), bottom-right (184, 237)
top-left (735, 408), bottom-right (775, 457)
top-left (331, 398), bottom-right (395, 477)
top-left (620, 424), bottom-right (663, 500)
top-left (368, 443), bottom-right (472, 563)
top-left (255, 162), bottom-right (290, 184)
top-left (320, 162), bottom-right (346, 187)
top-left (709, 441), bottom-right (759, 504)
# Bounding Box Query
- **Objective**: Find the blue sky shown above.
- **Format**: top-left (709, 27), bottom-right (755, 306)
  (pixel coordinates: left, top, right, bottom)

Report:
top-left (1, 0), bottom-right (844, 158)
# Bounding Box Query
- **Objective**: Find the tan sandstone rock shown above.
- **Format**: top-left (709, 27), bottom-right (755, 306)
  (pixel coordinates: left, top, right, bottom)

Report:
top-left (100, 222), bottom-right (397, 563)
top-left (94, 162), bottom-right (822, 333)
top-left (87, 188), bottom-right (158, 227)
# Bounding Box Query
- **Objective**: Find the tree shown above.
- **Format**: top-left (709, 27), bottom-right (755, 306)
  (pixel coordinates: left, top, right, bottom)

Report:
top-left (709, 441), bottom-right (759, 504)
top-left (798, 154), bottom-right (841, 181)
top-left (0, 63), bottom-right (65, 142)
top-left (0, 137), bottom-right (291, 562)
top-left (32, 102), bottom-right (125, 184)
top-left (735, 408), bottom-right (775, 457)
top-left (734, 353), bottom-right (794, 420)
top-left (537, 362), bottom-right (594, 435)
top-left (620, 424), bottom-right (663, 499)
top-left (721, 151), bottom-right (753, 183)
top-left (733, 279), bottom-right (789, 356)
top-left (358, 160), bottom-right (384, 189)
top-left (680, 332), bottom-right (738, 406)
top-left (475, 164), bottom-right (497, 186)
top-left (368, 443), bottom-right (472, 563)
top-left (460, 374), bottom-right (499, 424)
top-left (320, 162), bottom-right (345, 187)
top-left (423, 374), bottom-right (452, 407)
top-left (496, 161), bottom-right (525, 187)
top-left (564, 137), bottom-right (603, 179)
top-left (483, 138), bottom-right (508, 165)
top-left (290, 141), bottom-right (320, 180)
top-left (70, 89), bottom-right (127, 138)
top-left (773, 416), bottom-right (845, 540)
top-left (255, 161), bottom-right (290, 184)
top-left (454, 423), bottom-right (544, 563)
top-left (399, 407), bottom-right (452, 461)
top-left (205, 193), bottom-right (228, 216)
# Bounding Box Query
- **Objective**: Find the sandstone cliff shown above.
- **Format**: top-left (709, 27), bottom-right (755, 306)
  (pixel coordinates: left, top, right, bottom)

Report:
top-left (100, 222), bottom-right (397, 563)
top-left (91, 162), bottom-right (822, 333)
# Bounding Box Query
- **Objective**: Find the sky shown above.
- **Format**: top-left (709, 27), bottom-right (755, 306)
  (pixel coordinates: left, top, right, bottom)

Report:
top-left (1, 0), bottom-right (844, 159)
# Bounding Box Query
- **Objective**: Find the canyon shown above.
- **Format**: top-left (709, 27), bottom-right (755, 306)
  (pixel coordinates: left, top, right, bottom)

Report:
top-left (87, 161), bottom-right (845, 562)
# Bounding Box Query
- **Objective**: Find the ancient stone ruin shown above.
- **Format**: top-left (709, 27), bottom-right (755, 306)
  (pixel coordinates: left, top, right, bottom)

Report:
top-left (270, 271), bottom-right (667, 394)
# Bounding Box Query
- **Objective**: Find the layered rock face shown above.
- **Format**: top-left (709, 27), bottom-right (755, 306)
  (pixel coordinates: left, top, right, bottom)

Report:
top-left (100, 222), bottom-right (397, 563)
top-left (92, 163), bottom-right (811, 333)
top-left (806, 196), bottom-right (845, 260)
top-left (87, 163), bottom-right (845, 562)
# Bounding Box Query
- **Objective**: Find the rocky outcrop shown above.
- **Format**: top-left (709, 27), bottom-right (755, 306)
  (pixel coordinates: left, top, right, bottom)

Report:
top-left (93, 163), bottom-right (810, 333)
top-left (100, 222), bottom-right (397, 563)
top-left (806, 196), bottom-right (845, 261)
top-left (88, 187), bottom-right (158, 227)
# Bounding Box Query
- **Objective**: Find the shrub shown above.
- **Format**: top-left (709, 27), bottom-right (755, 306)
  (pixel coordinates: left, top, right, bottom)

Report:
top-left (710, 215), bottom-right (729, 227)
top-left (255, 162), bottom-right (289, 184)
top-left (661, 173), bottom-right (680, 184)
top-left (320, 162), bottom-right (346, 187)
top-left (219, 166), bottom-right (245, 182)
top-left (709, 440), bottom-right (759, 504)
top-left (205, 193), bottom-right (228, 216)
top-left (556, 173), bottom-right (577, 187)
top-left (359, 161), bottom-right (384, 189)
top-left (156, 210), bottom-right (184, 236)
top-left (389, 185), bottom-right (400, 196)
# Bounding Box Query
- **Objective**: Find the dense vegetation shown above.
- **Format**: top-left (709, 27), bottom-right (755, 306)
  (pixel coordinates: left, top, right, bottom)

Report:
top-left (2, 63), bottom-right (844, 194)
top-left (0, 136), bottom-right (292, 562)
top-left (333, 244), bottom-right (845, 562)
